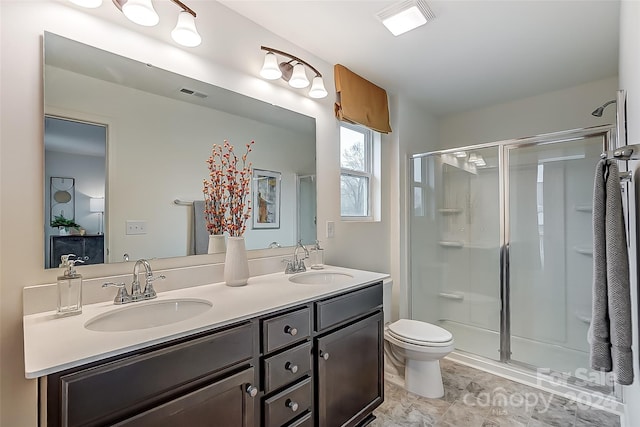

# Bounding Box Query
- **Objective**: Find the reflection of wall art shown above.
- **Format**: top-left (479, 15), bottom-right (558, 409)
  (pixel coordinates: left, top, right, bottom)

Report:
top-left (253, 169), bottom-right (281, 229)
top-left (50, 177), bottom-right (75, 225)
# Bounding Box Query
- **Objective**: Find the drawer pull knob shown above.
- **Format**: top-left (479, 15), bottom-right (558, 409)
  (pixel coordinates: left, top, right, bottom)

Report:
top-left (286, 399), bottom-right (299, 412)
top-left (284, 325), bottom-right (298, 336)
top-left (285, 362), bottom-right (299, 374)
top-left (246, 385), bottom-right (258, 397)
top-left (319, 350), bottom-right (330, 360)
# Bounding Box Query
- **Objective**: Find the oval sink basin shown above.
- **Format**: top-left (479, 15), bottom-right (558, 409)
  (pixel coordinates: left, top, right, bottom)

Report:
top-left (289, 271), bottom-right (354, 285)
top-left (85, 299), bottom-right (212, 332)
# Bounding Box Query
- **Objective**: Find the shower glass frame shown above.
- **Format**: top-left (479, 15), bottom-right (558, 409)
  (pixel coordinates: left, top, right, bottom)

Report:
top-left (408, 124), bottom-right (620, 397)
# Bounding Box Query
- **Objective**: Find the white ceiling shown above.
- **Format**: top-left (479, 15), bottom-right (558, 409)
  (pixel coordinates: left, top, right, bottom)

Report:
top-left (220, 0), bottom-right (620, 116)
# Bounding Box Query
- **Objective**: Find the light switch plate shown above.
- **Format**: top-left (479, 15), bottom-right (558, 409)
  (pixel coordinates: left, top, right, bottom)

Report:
top-left (126, 220), bottom-right (147, 235)
top-left (326, 221), bottom-right (335, 238)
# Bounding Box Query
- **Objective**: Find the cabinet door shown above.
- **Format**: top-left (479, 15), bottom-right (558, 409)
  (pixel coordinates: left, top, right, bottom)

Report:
top-left (316, 311), bottom-right (383, 427)
top-left (115, 368), bottom-right (256, 427)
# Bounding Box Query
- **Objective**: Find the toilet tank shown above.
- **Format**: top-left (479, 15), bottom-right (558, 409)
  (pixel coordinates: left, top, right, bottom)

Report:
top-left (383, 279), bottom-right (393, 324)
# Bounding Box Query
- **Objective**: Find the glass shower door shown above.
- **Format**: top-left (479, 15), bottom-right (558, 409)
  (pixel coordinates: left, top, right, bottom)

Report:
top-left (410, 146), bottom-right (501, 360)
top-left (506, 135), bottom-right (610, 386)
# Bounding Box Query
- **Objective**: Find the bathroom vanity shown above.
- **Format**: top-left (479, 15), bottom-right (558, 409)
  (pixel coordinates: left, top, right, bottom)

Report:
top-left (23, 267), bottom-right (387, 427)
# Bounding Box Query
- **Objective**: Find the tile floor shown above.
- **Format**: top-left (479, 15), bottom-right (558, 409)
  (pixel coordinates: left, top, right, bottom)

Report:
top-left (371, 359), bottom-right (621, 427)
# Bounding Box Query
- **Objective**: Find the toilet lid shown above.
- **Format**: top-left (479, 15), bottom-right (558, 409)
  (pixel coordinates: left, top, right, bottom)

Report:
top-left (388, 319), bottom-right (453, 344)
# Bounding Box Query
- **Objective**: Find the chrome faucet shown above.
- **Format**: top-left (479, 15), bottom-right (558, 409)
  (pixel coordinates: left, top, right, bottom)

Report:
top-left (131, 258), bottom-right (165, 301)
top-left (284, 240), bottom-right (309, 274)
top-left (102, 259), bottom-right (165, 305)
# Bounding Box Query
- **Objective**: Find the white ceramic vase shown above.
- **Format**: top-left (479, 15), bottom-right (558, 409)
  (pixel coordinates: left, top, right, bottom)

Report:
top-left (207, 234), bottom-right (226, 254)
top-left (224, 236), bottom-right (250, 287)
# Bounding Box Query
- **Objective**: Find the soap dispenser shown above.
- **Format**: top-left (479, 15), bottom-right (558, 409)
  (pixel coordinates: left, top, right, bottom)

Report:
top-left (310, 240), bottom-right (324, 270)
top-left (57, 254), bottom-right (84, 317)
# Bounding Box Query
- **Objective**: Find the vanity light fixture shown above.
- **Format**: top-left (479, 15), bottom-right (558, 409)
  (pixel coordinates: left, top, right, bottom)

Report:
top-left (107, 0), bottom-right (201, 46)
top-left (120, 0), bottom-right (159, 26)
top-left (376, 0), bottom-right (435, 36)
top-left (260, 46), bottom-right (328, 99)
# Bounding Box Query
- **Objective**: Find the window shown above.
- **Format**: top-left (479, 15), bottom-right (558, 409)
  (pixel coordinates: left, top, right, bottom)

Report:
top-left (340, 123), bottom-right (374, 218)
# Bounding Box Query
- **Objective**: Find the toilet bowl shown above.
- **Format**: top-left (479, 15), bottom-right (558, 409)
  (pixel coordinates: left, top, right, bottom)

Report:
top-left (382, 280), bottom-right (454, 399)
top-left (384, 319), bottom-right (454, 398)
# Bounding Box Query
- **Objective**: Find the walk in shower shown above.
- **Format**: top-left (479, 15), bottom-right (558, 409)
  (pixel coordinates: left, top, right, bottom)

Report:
top-left (409, 125), bottom-right (618, 392)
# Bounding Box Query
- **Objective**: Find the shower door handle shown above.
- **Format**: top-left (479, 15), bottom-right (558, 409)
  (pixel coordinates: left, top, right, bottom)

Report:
top-left (499, 242), bottom-right (511, 361)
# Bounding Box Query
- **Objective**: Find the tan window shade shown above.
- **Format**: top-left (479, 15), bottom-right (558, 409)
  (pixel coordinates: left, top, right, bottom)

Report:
top-left (334, 64), bottom-right (392, 134)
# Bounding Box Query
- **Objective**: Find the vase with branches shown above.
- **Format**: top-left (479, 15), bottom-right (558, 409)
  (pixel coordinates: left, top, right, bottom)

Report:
top-left (203, 139), bottom-right (255, 286)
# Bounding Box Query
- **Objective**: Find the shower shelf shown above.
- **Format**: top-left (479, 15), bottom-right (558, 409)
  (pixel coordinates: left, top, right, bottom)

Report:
top-left (438, 208), bottom-right (463, 214)
top-left (574, 205), bottom-right (593, 213)
top-left (438, 292), bottom-right (464, 301)
top-left (575, 313), bottom-right (592, 325)
top-left (438, 241), bottom-right (465, 248)
top-left (573, 246), bottom-right (593, 256)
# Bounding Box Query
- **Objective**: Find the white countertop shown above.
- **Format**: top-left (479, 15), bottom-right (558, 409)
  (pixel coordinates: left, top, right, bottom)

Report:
top-left (23, 266), bottom-right (389, 379)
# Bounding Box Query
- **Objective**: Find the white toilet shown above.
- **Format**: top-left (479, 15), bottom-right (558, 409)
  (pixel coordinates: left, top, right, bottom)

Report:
top-left (383, 281), bottom-right (455, 398)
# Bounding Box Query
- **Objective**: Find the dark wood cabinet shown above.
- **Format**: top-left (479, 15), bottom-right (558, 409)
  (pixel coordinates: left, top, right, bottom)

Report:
top-left (50, 235), bottom-right (104, 267)
top-left (45, 323), bottom-right (257, 427)
top-left (315, 311), bottom-right (384, 427)
top-left (43, 281), bottom-right (384, 427)
top-left (114, 368), bottom-right (256, 427)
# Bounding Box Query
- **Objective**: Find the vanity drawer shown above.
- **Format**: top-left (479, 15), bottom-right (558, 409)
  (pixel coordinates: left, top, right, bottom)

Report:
top-left (263, 342), bottom-right (312, 393)
top-left (315, 282), bottom-right (383, 332)
top-left (263, 378), bottom-right (312, 427)
top-left (262, 307), bottom-right (311, 353)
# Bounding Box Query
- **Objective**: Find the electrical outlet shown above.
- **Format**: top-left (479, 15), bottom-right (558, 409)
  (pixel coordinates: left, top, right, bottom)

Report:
top-left (326, 221), bottom-right (335, 238)
top-left (126, 220), bottom-right (147, 235)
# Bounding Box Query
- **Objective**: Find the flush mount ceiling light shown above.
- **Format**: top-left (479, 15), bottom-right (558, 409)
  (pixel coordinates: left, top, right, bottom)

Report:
top-left (376, 0), bottom-right (435, 36)
top-left (260, 46), bottom-right (327, 99)
top-left (70, 0), bottom-right (201, 46)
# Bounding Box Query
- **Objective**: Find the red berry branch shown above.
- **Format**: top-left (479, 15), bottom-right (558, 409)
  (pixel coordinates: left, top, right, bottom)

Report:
top-left (203, 140), bottom-right (254, 237)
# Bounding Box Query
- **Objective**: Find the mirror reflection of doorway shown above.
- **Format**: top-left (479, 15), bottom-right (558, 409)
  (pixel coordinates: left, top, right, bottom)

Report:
top-left (44, 116), bottom-right (107, 268)
top-left (297, 174), bottom-right (317, 245)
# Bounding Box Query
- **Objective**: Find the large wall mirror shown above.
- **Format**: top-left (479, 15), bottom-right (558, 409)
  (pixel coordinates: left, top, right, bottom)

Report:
top-left (44, 32), bottom-right (317, 268)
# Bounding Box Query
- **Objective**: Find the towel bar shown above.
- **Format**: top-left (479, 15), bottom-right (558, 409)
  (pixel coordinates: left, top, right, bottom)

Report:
top-left (174, 199), bottom-right (195, 206)
top-left (601, 143), bottom-right (640, 161)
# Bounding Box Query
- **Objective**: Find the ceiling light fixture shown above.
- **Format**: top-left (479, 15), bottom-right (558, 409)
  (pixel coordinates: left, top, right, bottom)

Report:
top-left (260, 46), bottom-right (327, 99)
top-left (376, 0), bottom-right (435, 36)
top-left (107, 0), bottom-right (201, 46)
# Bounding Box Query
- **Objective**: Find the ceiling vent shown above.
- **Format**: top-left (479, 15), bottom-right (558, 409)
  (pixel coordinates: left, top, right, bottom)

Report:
top-left (376, 0), bottom-right (435, 36)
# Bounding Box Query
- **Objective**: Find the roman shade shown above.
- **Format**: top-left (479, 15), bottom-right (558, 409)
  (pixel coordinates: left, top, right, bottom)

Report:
top-left (334, 64), bottom-right (392, 134)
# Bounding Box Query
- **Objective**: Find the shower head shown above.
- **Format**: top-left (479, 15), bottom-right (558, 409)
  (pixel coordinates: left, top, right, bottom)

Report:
top-left (591, 99), bottom-right (616, 117)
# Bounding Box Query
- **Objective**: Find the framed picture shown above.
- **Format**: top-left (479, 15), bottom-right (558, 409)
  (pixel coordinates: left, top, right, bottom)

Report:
top-left (253, 169), bottom-right (281, 229)
top-left (50, 177), bottom-right (75, 225)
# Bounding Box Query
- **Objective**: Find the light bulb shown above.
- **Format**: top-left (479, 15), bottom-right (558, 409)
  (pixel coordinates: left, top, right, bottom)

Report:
top-left (308, 76), bottom-right (328, 99)
top-left (289, 63), bottom-right (309, 89)
top-left (171, 11), bottom-right (201, 47)
top-left (122, 0), bottom-right (159, 27)
top-left (260, 52), bottom-right (282, 80)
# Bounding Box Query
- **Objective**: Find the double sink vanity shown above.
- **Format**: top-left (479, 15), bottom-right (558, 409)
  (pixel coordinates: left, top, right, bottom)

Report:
top-left (24, 266), bottom-right (389, 427)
